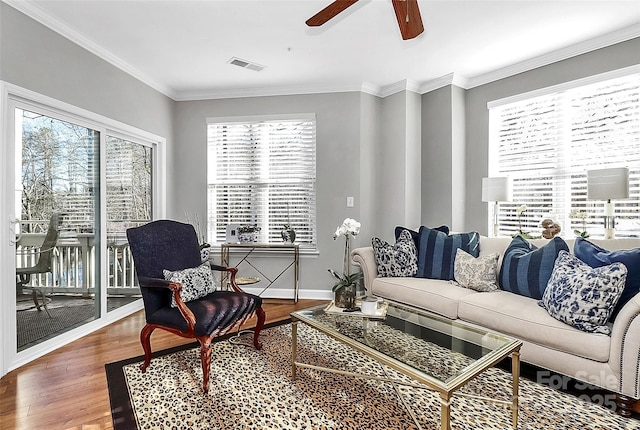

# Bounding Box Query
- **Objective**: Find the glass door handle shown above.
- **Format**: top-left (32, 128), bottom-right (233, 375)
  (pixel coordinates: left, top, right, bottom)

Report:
top-left (9, 218), bottom-right (21, 245)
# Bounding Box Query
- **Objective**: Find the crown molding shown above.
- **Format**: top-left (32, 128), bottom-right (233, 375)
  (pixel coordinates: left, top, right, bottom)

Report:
top-left (174, 82), bottom-right (367, 101)
top-left (4, 0), bottom-right (177, 100)
top-left (360, 82), bottom-right (382, 97)
top-left (416, 73), bottom-right (471, 94)
top-left (465, 24), bottom-right (640, 90)
top-left (376, 79), bottom-right (421, 98)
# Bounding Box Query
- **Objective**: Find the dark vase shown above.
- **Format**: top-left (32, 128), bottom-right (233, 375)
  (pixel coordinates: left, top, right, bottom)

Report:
top-left (281, 225), bottom-right (296, 243)
top-left (334, 284), bottom-right (356, 309)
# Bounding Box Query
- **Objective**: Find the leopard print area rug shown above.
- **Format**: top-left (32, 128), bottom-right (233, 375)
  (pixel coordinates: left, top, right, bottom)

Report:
top-left (115, 324), bottom-right (638, 429)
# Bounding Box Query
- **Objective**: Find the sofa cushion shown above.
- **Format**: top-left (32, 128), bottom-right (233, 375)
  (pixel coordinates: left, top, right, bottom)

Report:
top-left (574, 237), bottom-right (640, 320)
top-left (417, 227), bottom-right (480, 280)
top-left (370, 277), bottom-right (475, 319)
top-left (372, 230), bottom-right (418, 277)
top-left (453, 248), bottom-right (499, 292)
top-left (540, 251), bottom-right (627, 335)
top-left (458, 291), bottom-right (611, 362)
top-left (499, 235), bottom-right (569, 300)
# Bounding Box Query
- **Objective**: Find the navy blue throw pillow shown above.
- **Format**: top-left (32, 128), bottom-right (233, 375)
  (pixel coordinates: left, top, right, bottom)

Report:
top-left (395, 225), bottom-right (449, 257)
top-left (574, 238), bottom-right (640, 320)
top-left (416, 227), bottom-right (479, 280)
top-left (499, 235), bottom-right (569, 300)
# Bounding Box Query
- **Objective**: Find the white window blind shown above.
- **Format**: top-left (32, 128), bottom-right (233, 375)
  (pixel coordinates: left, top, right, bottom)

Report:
top-left (489, 72), bottom-right (640, 238)
top-left (207, 115), bottom-right (317, 247)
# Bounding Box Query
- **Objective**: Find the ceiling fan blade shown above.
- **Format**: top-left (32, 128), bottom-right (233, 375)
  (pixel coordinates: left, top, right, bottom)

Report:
top-left (392, 0), bottom-right (424, 40)
top-left (306, 0), bottom-right (359, 27)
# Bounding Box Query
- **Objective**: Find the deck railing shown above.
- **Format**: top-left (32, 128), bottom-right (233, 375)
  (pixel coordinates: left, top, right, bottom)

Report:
top-left (16, 233), bottom-right (139, 295)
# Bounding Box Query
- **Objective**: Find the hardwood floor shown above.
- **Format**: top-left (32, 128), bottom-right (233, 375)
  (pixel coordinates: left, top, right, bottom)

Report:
top-left (0, 298), bottom-right (327, 430)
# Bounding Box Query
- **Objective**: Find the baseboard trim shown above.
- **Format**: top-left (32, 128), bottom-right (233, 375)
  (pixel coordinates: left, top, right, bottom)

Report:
top-left (241, 287), bottom-right (333, 301)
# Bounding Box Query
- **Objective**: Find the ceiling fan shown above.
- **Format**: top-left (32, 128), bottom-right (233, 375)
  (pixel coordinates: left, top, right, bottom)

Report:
top-left (306, 0), bottom-right (424, 40)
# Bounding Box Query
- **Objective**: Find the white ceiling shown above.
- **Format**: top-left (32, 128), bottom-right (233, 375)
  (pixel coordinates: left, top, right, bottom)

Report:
top-left (7, 0), bottom-right (640, 100)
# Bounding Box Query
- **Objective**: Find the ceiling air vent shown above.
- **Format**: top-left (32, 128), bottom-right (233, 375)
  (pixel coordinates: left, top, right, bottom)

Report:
top-left (228, 57), bottom-right (266, 72)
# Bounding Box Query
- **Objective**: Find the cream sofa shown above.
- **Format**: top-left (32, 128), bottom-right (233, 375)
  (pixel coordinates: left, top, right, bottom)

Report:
top-left (352, 236), bottom-right (640, 410)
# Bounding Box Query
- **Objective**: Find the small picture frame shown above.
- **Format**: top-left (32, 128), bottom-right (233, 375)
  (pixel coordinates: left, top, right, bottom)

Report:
top-left (226, 224), bottom-right (240, 243)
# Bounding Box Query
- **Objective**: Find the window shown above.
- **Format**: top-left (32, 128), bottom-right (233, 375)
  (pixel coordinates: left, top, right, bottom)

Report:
top-left (488, 70), bottom-right (640, 238)
top-left (207, 115), bottom-right (317, 248)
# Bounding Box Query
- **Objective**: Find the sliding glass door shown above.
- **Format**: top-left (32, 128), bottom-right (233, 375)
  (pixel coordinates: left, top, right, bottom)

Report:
top-left (15, 108), bottom-right (101, 351)
top-left (2, 89), bottom-right (159, 368)
top-left (105, 136), bottom-right (152, 312)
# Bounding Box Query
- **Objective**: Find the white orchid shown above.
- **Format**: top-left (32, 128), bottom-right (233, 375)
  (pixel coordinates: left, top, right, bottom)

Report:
top-left (569, 209), bottom-right (589, 238)
top-left (330, 218), bottom-right (363, 299)
top-left (569, 209), bottom-right (587, 220)
top-left (516, 205), bottom-right (528, 216)
top-left (333, 218), bottom-right (361, 239)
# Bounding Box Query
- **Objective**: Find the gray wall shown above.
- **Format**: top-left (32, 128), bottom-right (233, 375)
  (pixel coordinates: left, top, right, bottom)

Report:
top-left (173, 93), bottom-right (364, 293)
top-left (358, 92), bottom-right (382, 246)
top-left (421, 86), bottom-right (454, 228)
top-left (370, 90), bottom-right (423, 243)
top-left (405, 90), bottom-right (422, 232)
top-left (378, 91), bottom-right (409, 236)
top-left (451, 85), bottom-right (466, 231)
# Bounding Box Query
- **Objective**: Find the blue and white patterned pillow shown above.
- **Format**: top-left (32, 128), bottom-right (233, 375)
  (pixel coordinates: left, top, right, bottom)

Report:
top-left (574, 238), bottom-right (640, 320)
top-left (539, 251), bottom-right (627, 335)
top-left (164, 262), bottom-right (216, 307)
top-left (372, 230), bottom-right (418, 277)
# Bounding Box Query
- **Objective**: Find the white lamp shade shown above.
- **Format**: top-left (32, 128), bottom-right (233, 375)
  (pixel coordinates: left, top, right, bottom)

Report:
top-left (587, 168), bottom-right (629, 200)
top-left (482, 177), bottom-right (511, 202)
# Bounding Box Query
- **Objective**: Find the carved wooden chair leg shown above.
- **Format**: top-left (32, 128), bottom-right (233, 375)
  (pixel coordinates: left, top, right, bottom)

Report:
top-left (139, 325), bottom-right (155, 372)
top-left (253, 306), bottom-right (266, 350)
top-left (200, 339), bottom-right (214, 394)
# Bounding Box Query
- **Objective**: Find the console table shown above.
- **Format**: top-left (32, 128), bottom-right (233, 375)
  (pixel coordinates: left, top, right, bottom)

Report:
top-left (220, 243), bottom-right (299, 302)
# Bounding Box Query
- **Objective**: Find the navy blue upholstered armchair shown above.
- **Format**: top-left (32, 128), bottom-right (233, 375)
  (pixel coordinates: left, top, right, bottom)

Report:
top-left (126, 219), bottom-right (265, 393)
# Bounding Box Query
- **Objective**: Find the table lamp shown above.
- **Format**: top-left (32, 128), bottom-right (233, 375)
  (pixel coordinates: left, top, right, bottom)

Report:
top-left (587, 167), bottom-right (629, 239)
top-left (482, 177), bottom-right (511, 237)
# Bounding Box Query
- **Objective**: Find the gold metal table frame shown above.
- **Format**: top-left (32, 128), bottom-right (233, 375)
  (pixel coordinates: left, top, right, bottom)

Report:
top-left (220, 242), bottom-right (299, 302)
top-left (291, 302), bottom-right (522, 430)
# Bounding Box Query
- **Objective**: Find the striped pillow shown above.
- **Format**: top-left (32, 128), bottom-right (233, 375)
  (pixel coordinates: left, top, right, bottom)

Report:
top-left (416, 227), bottom-right (480, 280)
top-left (394, 225), bottom-right (449, 256)
top-left (499, 235), bottom-right (569, 299)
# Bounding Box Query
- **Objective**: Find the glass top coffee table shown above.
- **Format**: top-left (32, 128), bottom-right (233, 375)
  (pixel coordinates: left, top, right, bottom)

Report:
top-left (290, 301), bottom-right (522, 430)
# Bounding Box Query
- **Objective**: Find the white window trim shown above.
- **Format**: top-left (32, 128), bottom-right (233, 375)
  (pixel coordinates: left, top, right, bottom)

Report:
top-left (488, 64), bottom-right (640, 109)
top-left (206, 113), bottom-right (318, 252)
top-left (486, 69), bottom-right (640, 238)
top-left (207, 113), bottom-right (316, 125)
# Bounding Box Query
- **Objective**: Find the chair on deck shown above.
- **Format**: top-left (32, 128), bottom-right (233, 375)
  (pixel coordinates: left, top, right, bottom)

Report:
top-left (16, 213), bottom-right (63, 318)
top-left (126, 219), bottom-right (265, 393)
